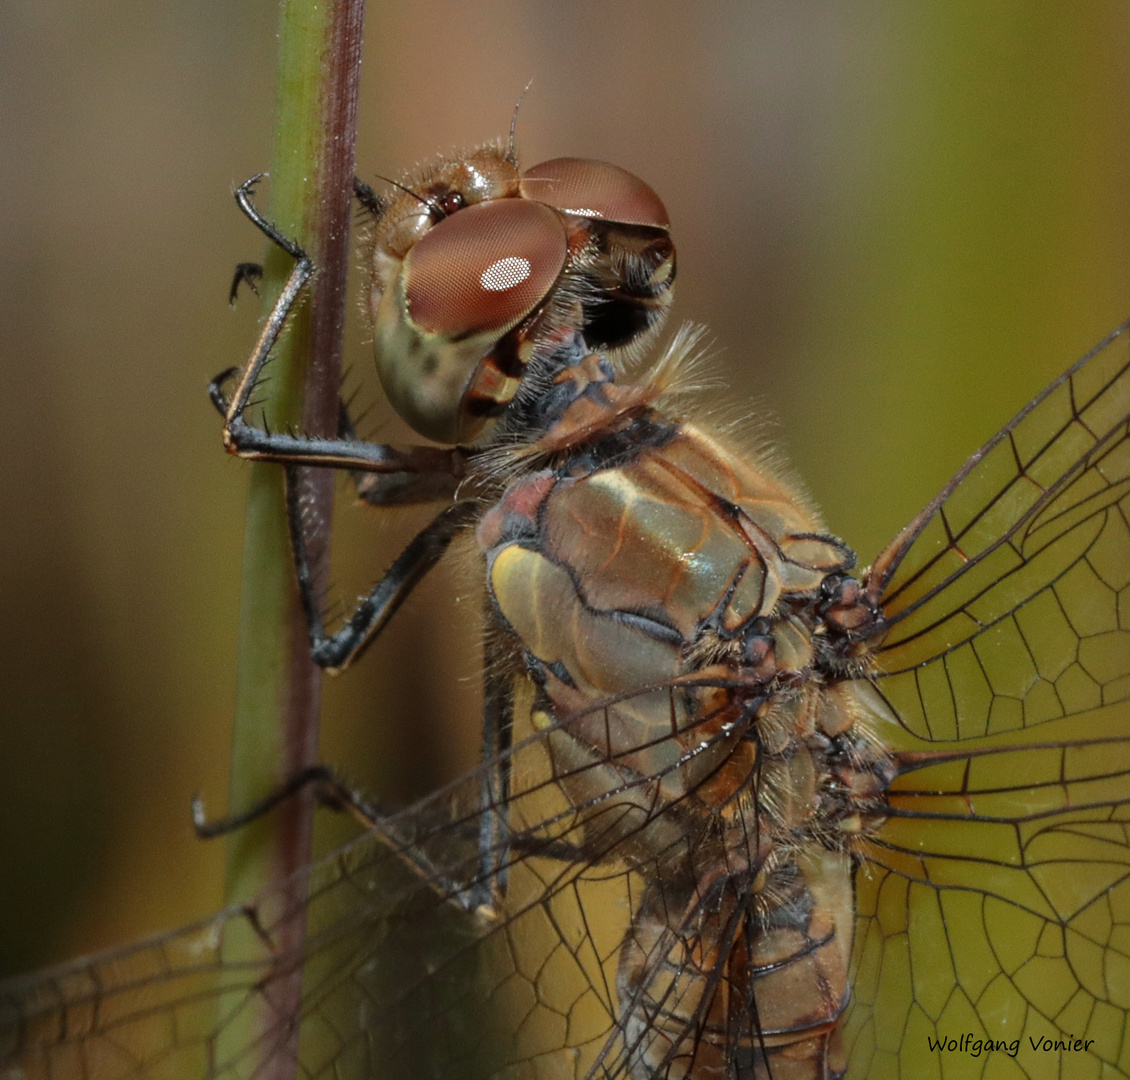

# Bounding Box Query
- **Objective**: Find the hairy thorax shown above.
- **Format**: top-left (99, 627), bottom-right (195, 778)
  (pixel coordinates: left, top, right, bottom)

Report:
top-left (475, 344), bottom-right (894, 1078)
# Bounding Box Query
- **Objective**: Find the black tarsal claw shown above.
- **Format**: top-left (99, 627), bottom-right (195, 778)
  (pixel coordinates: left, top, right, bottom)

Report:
top-left (229, 262), bottom-right (264, 305)
top-left (207, 367), bottom-right (240, 416)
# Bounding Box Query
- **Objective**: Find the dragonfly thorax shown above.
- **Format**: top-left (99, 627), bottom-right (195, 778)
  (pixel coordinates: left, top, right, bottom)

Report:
top-left (473, 333), bottom-right (896, 1076)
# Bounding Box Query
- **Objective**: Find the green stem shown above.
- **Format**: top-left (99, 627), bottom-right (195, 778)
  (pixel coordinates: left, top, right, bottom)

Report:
top-left (217, 0), bottom-right (365, 1076)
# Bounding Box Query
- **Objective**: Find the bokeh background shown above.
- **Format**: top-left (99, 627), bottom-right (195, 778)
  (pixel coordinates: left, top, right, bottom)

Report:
top-left (2, 2), bottom-right (1129, 976)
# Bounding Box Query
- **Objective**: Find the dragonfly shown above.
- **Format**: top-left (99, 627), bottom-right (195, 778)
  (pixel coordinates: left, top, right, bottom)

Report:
top-left (1, 139), bottom-right (1128, 1080)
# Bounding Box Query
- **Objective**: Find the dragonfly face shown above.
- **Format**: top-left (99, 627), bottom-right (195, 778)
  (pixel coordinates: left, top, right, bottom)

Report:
top-left (1, 144), bottom-right (1128, 1080)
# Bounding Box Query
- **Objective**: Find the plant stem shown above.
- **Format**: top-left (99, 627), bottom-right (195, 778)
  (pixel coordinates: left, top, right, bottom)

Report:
top-left (217, 0), bottom-right (365, 1076)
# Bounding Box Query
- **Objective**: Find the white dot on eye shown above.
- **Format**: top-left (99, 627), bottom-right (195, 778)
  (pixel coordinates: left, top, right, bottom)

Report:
top-left (480, 256), bottom-right (532, 292)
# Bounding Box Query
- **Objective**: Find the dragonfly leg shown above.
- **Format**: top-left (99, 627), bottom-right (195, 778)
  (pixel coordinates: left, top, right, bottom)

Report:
top-left (193, 753), bottom-right (590, 919)
top-left (469, 628), bottom-right (515, 911)
top-left (214, 175), bottom-right (508, 906)
top-left (284, 466), bottom-right (478, 673)
top-left (224, 175), bottom-right (379, 305)
top-left (211, 178), bottom-right (479, 671)
top-left (212, 374), bottom-right (474, 668)
top-left (352, 175), bottom-right (385, 217)
top-left (193, 764), bottom-right (503, 917)
top-left (192, 763), bottom-right (388, 838)
top-left (217, 175), bottom-right (466, 478)
top-left (209, 366), bottom-right (465, 505)
top-left (228, 260), bottom-right (263, 304)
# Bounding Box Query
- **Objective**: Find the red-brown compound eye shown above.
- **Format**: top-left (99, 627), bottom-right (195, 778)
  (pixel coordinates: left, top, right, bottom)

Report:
top-left (404, 199), bottom-right (568, 338)
top-left (519, 158), bottom-right (669, 229)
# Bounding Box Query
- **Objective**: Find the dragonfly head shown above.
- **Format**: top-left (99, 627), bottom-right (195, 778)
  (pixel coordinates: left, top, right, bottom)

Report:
top-left (366, 145), bottom-right (676, 444)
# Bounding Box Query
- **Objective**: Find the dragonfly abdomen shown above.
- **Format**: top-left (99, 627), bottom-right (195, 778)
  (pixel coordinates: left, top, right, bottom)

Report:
top-left (618, 839), bottom-right (855, 1080)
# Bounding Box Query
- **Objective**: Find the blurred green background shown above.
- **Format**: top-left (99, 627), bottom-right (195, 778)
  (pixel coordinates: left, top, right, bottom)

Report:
top-left (1, 2), bottom-right (1128, 976)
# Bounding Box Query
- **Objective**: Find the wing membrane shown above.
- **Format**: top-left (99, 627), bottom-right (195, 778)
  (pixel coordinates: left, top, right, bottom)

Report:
top-left (846, 767), bottom-right (1130, 1080)
top-left (848, 324), bottom-right (1130, 1079)
top-left (867, 321), bottom-right (1130, 742)
top-left (0, 680), bottom-right (766, 1080)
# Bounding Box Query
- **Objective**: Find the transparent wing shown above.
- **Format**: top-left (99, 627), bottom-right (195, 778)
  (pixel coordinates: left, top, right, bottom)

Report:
top-left (0, 678), bottom-right (766, 1080)
top-left (845, 733), bottom-right (1130, 1080)
top-left (867, 319), bottom-right (1130, 740)
top-left (0, 752), bottom-right (596, 1079)
top-left (0, 792), bottom-right (487, 1080)
top-left (846, 322), bottom-right (1130, 1079)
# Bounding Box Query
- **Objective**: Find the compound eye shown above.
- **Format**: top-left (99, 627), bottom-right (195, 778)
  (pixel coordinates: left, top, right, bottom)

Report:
top-left (520, 158), bottom-right (669, 229)
top-left (405, 198), bottom-right (568, 338)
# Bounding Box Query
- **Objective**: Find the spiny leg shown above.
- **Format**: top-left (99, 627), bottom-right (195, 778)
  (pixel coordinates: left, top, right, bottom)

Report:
top-left (352, 175), bottom-right (385, 217)
top-left (219, 179), bottom-right (479, 668)
top-left (220, 175), bottom-right (463, 477)
top-left (473, 618), bottom-right (515, 910)
top-left (216, 175), bottom-right (518, 903)
top-left (224, 174), bottom-right (379, 306)
top-left (209, 367), bottom-right (465, 505)
top-left (192, 764), bottom-right (486, 914)
top-left (193, 764), bottom-right (386, 839)
top-left (192, 758), bottom-right (589, 918)
top-left (284, 463), bottom-right (478, 673)
top-left (282, 468), bottom-right (515, 909)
